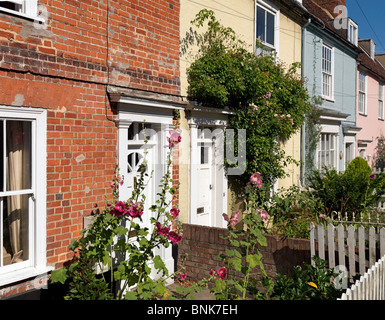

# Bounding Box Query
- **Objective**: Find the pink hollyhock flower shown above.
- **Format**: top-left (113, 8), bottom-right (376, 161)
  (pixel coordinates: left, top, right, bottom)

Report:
top-left (210, 268), bottom-right (215, 276)
top-left (180, 273), bottom-right (187, 281)
top-left (222, 213), bottom-right (230, 222)
top-left (217, 267), bottom-right (227, 280)
top-left (319, 214), bottom-right (326, 220)
top-left (168, 231), bottom-right (183, 244)
top-left (170, 207), bottom-right (180, 218)
top-left (110, 201), bottom-right (126, 216)
top-left (250, 172), bottom-right (263, 188)
top-left (155, 222), bottom-right (170, 236)
top-left (257, 209), bottom-right (269, 222)
top-left (230, 210), bottom-right (240, 227)
top-left (126, 201), bottom-right (144, 218)
top-left (168, 129), bottom-right (182, 148)
top-left (369, 174), bottom-right (375, 180)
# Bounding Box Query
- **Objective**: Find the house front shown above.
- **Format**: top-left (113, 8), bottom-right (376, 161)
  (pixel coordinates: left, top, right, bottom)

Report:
top-left (0, 0), bottom-right (181, 298)
top-left (301, 0), bottom-right (359, 177)
top-left (355, 39), bottom-right (385, 166)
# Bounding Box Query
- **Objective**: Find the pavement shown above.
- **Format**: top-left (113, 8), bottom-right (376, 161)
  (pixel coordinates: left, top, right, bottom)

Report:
top-left (166, 281), bottom-right (215, 300)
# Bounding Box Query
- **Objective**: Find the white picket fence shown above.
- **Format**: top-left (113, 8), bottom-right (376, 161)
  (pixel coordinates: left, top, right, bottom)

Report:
top-left (338, 254), bottom-right (385, 300)
top-left (310, 222), bottom-right (385, 278)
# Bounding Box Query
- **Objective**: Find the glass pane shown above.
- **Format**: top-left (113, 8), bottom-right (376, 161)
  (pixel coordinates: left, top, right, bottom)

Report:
top-left (266, 11), bottom-right (274, 46)
top-left (2, 194), bottom-right (29, 266)
top-left (6, 121), bottom-right (31, 191)
top-left (256, 6), bottom-right (265, 42)
top-left (200, 146), bottom-right (209, 164)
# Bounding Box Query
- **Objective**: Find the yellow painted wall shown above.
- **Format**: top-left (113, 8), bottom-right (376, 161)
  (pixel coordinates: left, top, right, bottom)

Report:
top-left (178, 1), bottom-right (304, 223)
top-left (179, 0), bottom-right (255, 223)
top-left (277, 12), bottom-right (303, 190)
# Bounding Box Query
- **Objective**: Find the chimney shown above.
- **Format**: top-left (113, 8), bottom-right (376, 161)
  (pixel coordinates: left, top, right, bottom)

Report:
top-left (311, 0), bottom-right (347, 18)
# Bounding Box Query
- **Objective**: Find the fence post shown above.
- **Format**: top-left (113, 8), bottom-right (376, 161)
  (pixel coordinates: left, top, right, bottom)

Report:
top-left (328, 223), bottom-right (335, 269)
top-left (337, 224), bottom-right (345, 269)
top-left (347, 225), bottom-right (355, 277)
top-left (358, 226), bottom-right (365, 275)
top-left (369, 227), bottom-right (376, 268)
top-left (310, 222), bottom-right (315, 266)
top-left (318, 223), bottom-right (325, 260)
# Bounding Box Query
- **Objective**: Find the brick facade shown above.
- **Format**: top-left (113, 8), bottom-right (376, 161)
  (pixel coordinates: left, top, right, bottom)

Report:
top-left (0, 0), bottom-right (180, 298)
top-left (177, 224), bottom-right (312, 284)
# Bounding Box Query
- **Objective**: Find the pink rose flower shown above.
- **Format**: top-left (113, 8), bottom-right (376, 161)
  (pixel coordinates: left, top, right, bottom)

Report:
top-left (217, 267), bottom-right (227, 280)
top-left (250, 172), bottom-right (262, 188)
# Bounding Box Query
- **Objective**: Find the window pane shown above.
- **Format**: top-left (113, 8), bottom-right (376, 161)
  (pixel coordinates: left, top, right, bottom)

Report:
top-left (200, 146), bottom-right (209, 164)
top-left (266, 11), bottom-right (275, 46)
top-left (2, 194), bottom-right (29, 266)
top-left (256, 6), bottom-right (265, 42)
top-left (6, 121), bottom-right (31, 191)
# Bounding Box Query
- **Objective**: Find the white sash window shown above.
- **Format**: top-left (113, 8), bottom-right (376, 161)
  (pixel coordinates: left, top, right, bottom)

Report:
top-left (0, 106), bottom-right (49, 286)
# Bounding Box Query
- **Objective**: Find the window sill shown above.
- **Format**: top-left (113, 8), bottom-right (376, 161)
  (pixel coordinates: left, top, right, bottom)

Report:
top-left (0, 7), bottom-right (45, 24)
top-left (359, 112), bottom-right (367, 117)
top-left (0, 266), bottom-right (53, 287)
top-left (321, 96), bottom-right (335, 103)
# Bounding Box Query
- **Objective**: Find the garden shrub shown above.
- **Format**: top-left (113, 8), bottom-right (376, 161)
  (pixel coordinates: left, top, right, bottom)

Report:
top-left (251, 256), bottom-right (347, 300)
top-left (306, 157), bottom-right (385, 218)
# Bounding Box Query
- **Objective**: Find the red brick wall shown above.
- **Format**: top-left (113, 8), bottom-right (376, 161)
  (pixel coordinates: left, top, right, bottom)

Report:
top-left (178, 224), bottom-right (312, 283)
top-left (0, 0), bottom-right (180, 297)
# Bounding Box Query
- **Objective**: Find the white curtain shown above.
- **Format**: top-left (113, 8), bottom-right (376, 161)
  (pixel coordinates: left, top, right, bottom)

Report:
top-left (5, 121), bottom-right (30, 264)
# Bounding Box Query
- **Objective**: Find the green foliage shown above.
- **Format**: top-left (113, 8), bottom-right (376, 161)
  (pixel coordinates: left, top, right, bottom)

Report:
top-left (186, 9), bottom-right (313, 186)
top-left (50, 127), bottom-right (184, 300)
top-left (266, 256), bottom-right (346, 300)
top-left (268, 186), bottom-right (323, 239)
top-left (345, 156), bottom-right (372, 176)
top-left (306, 158), bottom-right (385, 217)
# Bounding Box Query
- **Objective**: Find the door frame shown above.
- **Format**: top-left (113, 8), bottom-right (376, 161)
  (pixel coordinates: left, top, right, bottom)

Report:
top-left (187, 106), bottom-right (232, 228)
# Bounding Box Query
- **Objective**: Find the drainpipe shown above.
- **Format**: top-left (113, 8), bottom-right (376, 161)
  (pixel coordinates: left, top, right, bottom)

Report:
top-left (300, 18), bottom-right (311, 186)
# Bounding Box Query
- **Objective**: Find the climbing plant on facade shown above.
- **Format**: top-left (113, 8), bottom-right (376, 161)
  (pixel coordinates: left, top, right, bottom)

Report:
top-left (186, 9), bottom-right (313, 187)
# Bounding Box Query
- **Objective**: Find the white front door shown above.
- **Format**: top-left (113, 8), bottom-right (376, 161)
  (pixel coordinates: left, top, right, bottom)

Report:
top-left (196, 139), bottom-right (214, 226)
top-left (120, 122), bottom-right (157, 230)
top-left (190, 125), bottom-right (227, 228)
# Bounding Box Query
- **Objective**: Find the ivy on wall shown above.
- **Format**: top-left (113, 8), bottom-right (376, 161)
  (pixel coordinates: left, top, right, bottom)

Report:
top-left (186, 10), bottom-right (313, 187)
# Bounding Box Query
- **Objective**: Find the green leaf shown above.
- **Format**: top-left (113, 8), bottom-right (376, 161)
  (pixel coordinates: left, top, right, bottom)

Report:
top-left (246, 253), bottom-right (262, 269)
top-left (50, 267), bottom-right (68, 284)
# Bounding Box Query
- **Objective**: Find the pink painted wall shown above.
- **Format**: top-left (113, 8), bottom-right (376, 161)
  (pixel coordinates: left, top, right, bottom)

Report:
top-left (356, 68), bottom-right (385, 167)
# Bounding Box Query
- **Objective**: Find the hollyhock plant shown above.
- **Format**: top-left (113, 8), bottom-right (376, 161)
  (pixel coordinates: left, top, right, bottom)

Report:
top-left (168, 231), bottom-right (183, 244)
top-left (217, 267), bottom-right (227, 280)
top-left (126, 201), bottom-right (144, 218)
top-left (170, 207), bottom-right (180, 218)
top-left (155, 222), bottom-right (170, 236)
top-left (257, 208), bottom-right (269, 222)
top-left (168, 129), bottom-right (182, 148)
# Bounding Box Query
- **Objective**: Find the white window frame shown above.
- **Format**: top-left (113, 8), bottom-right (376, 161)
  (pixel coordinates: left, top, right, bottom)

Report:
top-left (379, 83), bottom-right (384, 120)
top-left (348, 19), bottom-right (358, 46)
top-left (0, 0), bottom-right (44, 23)
top-left (321, 43), bottom-right (334, 100)
top-left (359, 71), bottom-right (367, 115)
top-left (316, 124), bottom-right (339, 171)
top-left (0, 106), bottom-right (50, 287)
top-left (255, 0), bottom-right (280, 55)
